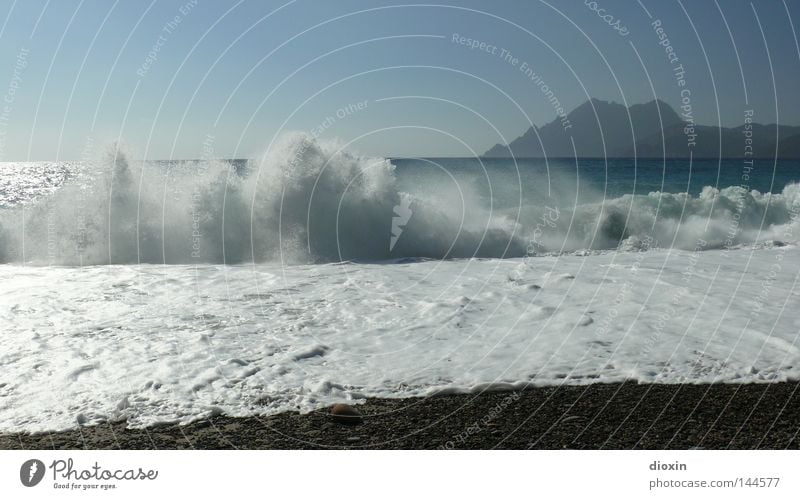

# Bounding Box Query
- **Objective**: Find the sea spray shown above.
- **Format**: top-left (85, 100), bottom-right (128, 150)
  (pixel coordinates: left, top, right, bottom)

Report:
top-left (1, 135), bottom-right (799, 265)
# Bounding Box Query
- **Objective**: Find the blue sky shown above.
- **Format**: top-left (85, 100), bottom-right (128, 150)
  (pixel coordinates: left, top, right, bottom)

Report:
top-left (0, 0), bottom-right (799, 159)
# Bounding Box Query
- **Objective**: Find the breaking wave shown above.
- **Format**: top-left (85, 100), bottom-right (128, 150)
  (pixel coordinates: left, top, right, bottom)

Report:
top-left (0, 134), bottom-right (798, 265)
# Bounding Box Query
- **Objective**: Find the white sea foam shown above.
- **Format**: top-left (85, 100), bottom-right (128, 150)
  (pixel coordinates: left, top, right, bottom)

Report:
top-left (1, 136), bottom-right (799, 432)
top-left (1, 135), bottom-right (798, 265)
top-left (0, 245), bottom-right (798, 432)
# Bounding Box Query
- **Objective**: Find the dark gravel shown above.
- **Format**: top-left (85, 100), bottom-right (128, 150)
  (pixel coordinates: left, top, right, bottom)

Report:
top-left (2, 382), bottom-right (799, 449)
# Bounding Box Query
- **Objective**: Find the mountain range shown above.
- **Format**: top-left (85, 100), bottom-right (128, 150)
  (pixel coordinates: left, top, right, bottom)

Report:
top-left (484, 98), bottom-right (800, 158)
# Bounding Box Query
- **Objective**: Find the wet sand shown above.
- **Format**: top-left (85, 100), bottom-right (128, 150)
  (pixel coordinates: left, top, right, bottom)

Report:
top-left (2, 382), bottom-right (799, 449)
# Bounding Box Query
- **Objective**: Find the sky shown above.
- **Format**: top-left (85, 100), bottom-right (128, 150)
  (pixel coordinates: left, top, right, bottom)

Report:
top-left (0, 0), bottom-right (799, 160)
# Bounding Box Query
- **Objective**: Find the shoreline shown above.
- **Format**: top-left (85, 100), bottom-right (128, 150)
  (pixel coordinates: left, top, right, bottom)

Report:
top-left (2, 382), bottom-right (799, 449)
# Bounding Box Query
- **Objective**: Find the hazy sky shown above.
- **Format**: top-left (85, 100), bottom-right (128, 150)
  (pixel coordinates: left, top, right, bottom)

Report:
top-left (0, 0), bottom-right (799, 160)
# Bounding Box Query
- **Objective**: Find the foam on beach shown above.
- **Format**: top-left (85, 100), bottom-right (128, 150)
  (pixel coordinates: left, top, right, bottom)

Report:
top-left (1, 245), bottom-right (798, 432)
top-left (1, 136), bottom-right (799, 432)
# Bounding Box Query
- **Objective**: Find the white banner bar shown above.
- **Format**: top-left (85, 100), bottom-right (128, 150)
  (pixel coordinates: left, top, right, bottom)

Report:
top-left (1, 450), bottom-right (797, 498)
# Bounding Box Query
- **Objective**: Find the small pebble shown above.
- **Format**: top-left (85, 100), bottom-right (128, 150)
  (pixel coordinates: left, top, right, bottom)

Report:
top-left (330, 403), bottom-right (363, 425)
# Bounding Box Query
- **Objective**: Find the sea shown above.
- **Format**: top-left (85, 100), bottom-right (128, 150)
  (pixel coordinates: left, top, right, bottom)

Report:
top-left (1, 133), bottom-right (799, 432)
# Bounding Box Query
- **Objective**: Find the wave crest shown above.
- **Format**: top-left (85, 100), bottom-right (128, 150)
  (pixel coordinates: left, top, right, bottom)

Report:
top-left (1, 136), bottom-right (798, 265)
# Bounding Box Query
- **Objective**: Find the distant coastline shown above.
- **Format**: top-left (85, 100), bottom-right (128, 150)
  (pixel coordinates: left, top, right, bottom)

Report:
top-left (484, 99), bottom-right (800, 159)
